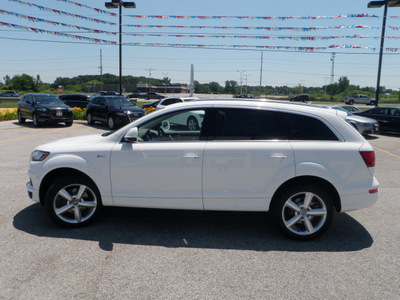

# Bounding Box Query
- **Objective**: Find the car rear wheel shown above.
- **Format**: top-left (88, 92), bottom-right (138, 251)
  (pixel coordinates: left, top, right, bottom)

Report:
top-left (45, 175), bottom-right (101, 228)
top-left (107, 115), bottom-right (116, 129)
top-left (33, 114), bottom-right (41, 127)
top-left (349, 100), bottom-right (354, 105)
top-left (187, 116), bottom-right (199, 131)
top-left (87, 113), bottom-right (95, 125)
top-left (18, 111), bottom-right (26, 124)
top-left (272, 184), bottom-right (333, 240)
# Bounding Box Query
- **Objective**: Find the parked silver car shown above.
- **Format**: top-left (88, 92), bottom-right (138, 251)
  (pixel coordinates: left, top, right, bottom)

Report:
top-left (330, 106), bottom-right (379, 135)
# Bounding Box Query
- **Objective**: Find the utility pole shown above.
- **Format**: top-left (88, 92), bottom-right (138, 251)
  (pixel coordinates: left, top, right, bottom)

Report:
top-left (99, 49), bottom-right (103, 90)
top-left (259, 52), bottom-right (263, 96)
top-left (244, 74), bottom-right (251, 94)
top-left (330, 52), bottom-right (336, 84)
top-left (323, 77), bottom-right (329, 100)
top-left (145, 68), bottom-right (154, 78)
top-left (237, 70), bottom-right (245, 94)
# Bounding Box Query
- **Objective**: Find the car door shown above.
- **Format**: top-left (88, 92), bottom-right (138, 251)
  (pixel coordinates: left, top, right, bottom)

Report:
top-left (202, 108), bottom-right (295, 211)
top-left (110, 107), bottom-right (209, 209)
top-left (365, 108), bottom-right (390, 131)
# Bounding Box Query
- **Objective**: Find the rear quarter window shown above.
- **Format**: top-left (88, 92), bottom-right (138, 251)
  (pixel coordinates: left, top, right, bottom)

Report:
top-left (278, 112), bottom-right (339, 141)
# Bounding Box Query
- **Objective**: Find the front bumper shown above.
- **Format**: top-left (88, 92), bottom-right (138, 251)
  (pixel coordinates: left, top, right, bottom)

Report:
top-left (36, 109), bottom-right (73, 123)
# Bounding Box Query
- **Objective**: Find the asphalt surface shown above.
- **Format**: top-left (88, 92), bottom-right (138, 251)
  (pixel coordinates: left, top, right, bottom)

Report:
top-left (0, 119), bottom-right (399, 299)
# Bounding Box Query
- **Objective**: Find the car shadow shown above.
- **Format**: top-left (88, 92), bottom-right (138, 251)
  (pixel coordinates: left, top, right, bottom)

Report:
top-left (14, 203), bottom-right (373, 252)
top-left (12, 121), bottom-right (70, 128)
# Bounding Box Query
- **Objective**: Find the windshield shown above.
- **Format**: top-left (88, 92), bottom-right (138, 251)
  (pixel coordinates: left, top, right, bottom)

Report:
top-left (108, 98), bottom-right (135, 107)
top-left (331, 106), bottom-right (353, 116)
top-left (33, 95), bottom-right (63, 104)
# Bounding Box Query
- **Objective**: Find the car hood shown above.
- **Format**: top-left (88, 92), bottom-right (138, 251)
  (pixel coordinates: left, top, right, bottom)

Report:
top-left (35, 103), bottom-right (70, 109)
top-left (346, 115), bottom-right (377, 124)
top-left (111, 106), bottom-right (144, 112)
top-left (35, 133), bottom-right (112, 152)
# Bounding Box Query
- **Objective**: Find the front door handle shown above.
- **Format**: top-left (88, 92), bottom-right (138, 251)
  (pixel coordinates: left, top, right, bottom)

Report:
top-left (270, 155), bottom-right (287, 160)
top-left (182, 155), bottom-right (200, 159)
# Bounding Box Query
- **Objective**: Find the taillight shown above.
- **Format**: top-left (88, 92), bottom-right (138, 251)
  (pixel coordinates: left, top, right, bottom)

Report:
top-left (360, 151), bottom-right (375, 168)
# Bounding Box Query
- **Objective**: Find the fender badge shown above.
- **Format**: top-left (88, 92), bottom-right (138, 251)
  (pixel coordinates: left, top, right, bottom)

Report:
top-left (97, 155), bottom-right (105, 158)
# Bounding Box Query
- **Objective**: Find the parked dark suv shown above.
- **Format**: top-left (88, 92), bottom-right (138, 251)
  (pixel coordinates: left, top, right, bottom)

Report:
top-left (86, 96), bottom-right (145, 129)
top-left (289, 94), bottom-right (310, 102)
top-left (18, 94), bottom-right (73, 127)
top-left (59, 94), bottom-right (90, 108)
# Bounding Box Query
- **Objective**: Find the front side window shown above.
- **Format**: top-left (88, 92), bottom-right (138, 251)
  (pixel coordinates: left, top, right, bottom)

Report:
top-left (137, 109), bottom-right (206, 142)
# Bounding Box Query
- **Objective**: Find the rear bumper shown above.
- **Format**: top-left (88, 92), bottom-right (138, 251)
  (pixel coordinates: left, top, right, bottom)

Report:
top-left (340, 177), bottom-right (379, 212)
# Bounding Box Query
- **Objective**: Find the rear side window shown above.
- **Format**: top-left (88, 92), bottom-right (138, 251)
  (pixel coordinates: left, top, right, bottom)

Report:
top-left (278, 112), bottom-right (338, 141)
top-left (213, 108), bottom-right (280, 140)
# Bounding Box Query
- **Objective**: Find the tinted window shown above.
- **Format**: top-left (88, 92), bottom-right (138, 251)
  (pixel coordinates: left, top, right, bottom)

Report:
top-left (107, 98), bottom-right (134, 107)
top-left (213, 108), bottom-right (280, 140)
top-left (278, 112), bottom-right (338, 141)
top-left (32, 95), bottom-right (62, 104)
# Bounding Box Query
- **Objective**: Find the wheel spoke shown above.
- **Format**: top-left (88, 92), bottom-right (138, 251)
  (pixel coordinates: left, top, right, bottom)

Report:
top-left (78, 201), bottom-right (96, 208)
top-left (58, 189), bottom-right (73, 202)
top-left (307, 208), bottom-right (327, 216)
top-left (56, 203), bottom-right (74, 215)
top-left (285, 214), bottom-right (302, 228)
top-left (285, 200), bottom-right (301, 213)
top-left (303, 192), bottom-right (314, 209)
top-left (76, 185), bottom-right (87, 201)
top-left (303, 216), bottom-right (314, 233)
top-left (74, 207), bottom-right (82, 223)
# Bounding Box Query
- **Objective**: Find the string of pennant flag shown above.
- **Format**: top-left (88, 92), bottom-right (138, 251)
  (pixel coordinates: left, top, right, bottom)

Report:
top-left (124, 24), bottom-right (380, 31)
top-left (55, 0), bottom-right (117, 16)
top-left (125, 14), bottom-right (380, 20)
top-left (7, 0), bottom-right (116, 25)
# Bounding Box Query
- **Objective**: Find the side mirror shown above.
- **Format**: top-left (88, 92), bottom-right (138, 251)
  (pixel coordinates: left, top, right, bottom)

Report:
top-left (124, 127), bottom-right (138, 143)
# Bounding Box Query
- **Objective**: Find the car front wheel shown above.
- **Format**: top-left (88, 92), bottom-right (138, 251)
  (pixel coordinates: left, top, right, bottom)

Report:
top-left (87, 113), bottom-right (95, 125)
top-left (107, 115), bottom-right (116, 129)
top-left (45, 175), bottom-right (101, 227)
top-left (272, 184), bottom-right (333, 240)
top-left (349, 100), bottom-right (354, 105)
top-left (18, 111), bottom-right (26, 124)
top-left (33, 114), bottom-right (41, 127)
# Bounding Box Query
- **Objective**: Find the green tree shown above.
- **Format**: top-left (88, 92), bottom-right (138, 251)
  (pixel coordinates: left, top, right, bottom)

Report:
top-left (209, 81), bottom-right (221, 93)
top-left (338, 76), bottom-right (350, 93)
top-left (224, 80), bottom-right (238, 94)
top-left (9, 74), bottom-right (36, 91)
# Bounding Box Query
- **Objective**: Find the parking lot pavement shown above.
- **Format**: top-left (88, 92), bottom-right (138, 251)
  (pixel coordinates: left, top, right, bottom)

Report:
top-left (0, 120), bottom-right (399, 299)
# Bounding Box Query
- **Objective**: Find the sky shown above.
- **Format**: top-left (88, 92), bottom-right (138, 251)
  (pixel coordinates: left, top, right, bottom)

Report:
top-left (0, 0), bottom-right (399, 90)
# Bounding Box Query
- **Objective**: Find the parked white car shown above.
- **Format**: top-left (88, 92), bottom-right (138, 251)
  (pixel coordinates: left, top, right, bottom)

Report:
top-left (156, 97), bottom-right (197, 110)
top-left (27, 100), bottom-right (379, 240)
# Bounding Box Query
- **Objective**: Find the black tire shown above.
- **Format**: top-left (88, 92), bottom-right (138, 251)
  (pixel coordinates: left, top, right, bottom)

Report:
top-left (271, 184), bottom-right (334, 240)
top-left (187, 116), bottom-right (199, 131)
top-left (65, 121), bottom-right (73, 127)
top-left (18, 111), bottom-right (26, 124)
top-left (349, 100), bottom-right (354, 105)
top-left (87, 113), bottom-right (95, 125)
top-left (33, 114), bottom-right (41, 127)
top-left (107, 115), bottom-right (116, 130)
top-left (369, 101), bottom-right (375, 106)
top-left (45, 175), bottom-right (101, 228)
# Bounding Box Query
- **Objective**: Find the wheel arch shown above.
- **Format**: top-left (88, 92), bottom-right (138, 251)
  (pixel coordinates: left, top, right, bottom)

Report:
top-left (270, 176), bottom-right (341, 212)
top-left (39, 168), bottom-right (100, 206)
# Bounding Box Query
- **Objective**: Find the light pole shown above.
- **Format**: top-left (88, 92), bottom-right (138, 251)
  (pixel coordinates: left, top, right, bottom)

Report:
top-left (368, 0), bottom-right (400, 107)
top-left (105, 0), bottom-right (135, 96)
top-left (237, 70), bottom-right (245, 94)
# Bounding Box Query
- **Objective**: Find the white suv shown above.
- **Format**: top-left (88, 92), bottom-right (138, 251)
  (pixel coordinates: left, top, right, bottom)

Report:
top-left (27, 100), bottom-right (379, 240)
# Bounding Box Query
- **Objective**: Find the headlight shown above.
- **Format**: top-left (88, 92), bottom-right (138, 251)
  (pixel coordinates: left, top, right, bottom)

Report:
top-left (36, 108), bottom-right (48, 112)
top-left (68, 107), bottom-right (72, 112)
top-left (31, 150), bottom-right (50, 161)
